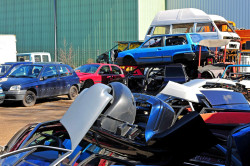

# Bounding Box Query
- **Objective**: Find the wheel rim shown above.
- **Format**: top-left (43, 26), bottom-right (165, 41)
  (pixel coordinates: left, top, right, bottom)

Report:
top-left (26, 94), bottom-right (34, 104)
top-left (71, 87), bottom-right (77, 98)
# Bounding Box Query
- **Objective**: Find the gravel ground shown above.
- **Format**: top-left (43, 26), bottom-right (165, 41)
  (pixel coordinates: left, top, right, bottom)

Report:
top-left (0, 95), bottom-right (73, 146)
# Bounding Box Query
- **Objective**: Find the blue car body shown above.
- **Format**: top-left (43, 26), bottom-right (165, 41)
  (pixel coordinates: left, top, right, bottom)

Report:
top-left (0, 63), bottom-right (80, 106)
top-left (116, 33), bottom-right (209, 66)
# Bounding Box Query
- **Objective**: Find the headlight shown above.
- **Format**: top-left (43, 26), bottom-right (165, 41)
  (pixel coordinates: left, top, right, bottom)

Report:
top-left (0, 87), bottom-right (3, 93)
top-left (9, 85), bottom-right (21, 91)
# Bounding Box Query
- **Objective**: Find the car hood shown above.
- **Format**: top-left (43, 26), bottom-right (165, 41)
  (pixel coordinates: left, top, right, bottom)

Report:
top-left (60, 83), bottom-right (113, 151)
top-left (0, 77), bottom-right (38, 90)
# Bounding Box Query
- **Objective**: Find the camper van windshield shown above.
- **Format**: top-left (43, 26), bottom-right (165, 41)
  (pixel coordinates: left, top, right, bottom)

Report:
top-left (172, 23), bottom-right (194, 34)
top-left (214, 21), bottom-right (234, 32)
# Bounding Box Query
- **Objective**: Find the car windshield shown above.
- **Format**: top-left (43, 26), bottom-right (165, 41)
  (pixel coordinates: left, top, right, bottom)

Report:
top-left (8, 65), bottom-right (43, 78)
top-left (0, 64), bottom-right (11, 76)
top-left (75, 64), bottom-right (100, 73)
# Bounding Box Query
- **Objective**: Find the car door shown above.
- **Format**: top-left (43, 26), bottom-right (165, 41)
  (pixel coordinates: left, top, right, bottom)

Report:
top-left (98, 65), bottom-right (112, 84)
top-left (135, 36), bottom-right (164, 64)
top-left (39, 65), bottom-right (58, 97)
top-left (162, 35), bottom-right (190, 62)
top-left (57, 65), bottom-right (73, 95)
top-left (110, 65), bottom-right (124, 83)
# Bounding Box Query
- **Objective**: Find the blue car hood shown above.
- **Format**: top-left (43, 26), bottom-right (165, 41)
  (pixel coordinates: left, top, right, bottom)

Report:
top-left (0, 77), bottom-right (38, 90)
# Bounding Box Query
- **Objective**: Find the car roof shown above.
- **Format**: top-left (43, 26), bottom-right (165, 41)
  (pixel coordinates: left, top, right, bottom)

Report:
top-left (3, 62), bottom-right (33, 65)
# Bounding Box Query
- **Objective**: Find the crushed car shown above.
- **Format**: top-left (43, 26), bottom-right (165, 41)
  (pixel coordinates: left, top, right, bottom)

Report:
top-left (0, 82), bottom-right (249, 166)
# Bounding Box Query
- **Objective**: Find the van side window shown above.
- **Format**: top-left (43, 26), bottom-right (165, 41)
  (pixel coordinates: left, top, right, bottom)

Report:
top-left (142, 37), bottom-right (163, 48)
top-left (34, 55), bottom-right (41, 62)
top-left (42, 55), bottom-right (49, 62)
top-left (196, 23), bottom-right (216, 32)
top-left (172, 23), bottom-right (194, 34)
top-left (153, 26), bottom-right (170, 35)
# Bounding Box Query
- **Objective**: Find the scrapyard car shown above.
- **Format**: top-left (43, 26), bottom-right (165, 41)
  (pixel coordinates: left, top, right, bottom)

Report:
top-left (75, 63), bottom-right (125, 89)
top-left (0, 63), bottom-right (80, 106)
top-left (116, 33), bottom-right (209, 66)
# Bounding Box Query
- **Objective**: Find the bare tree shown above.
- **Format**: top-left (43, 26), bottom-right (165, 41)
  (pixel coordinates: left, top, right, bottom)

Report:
top-left (59, 39), bottom-right (75, 68)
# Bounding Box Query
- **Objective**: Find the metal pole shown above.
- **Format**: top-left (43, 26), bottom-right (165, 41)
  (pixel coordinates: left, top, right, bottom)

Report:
top-left (198, 46), bottom-right (201, 66)
top-left (54, 0), bottom-right (57, 62)
top-left (223, 45), bottom-right (227, 63)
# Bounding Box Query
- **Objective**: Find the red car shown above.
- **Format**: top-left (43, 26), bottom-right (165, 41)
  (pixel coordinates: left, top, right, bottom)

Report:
top-left (75, 63), bottom-right (125, 89)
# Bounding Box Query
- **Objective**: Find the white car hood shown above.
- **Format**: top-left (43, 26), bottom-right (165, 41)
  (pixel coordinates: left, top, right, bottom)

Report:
top-left (60, 83), bottom-right (113, 151)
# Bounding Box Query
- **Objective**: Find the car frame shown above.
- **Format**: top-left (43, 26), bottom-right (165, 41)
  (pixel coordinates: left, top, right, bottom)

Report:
top-left (0, 63), bottom-right (80, 106)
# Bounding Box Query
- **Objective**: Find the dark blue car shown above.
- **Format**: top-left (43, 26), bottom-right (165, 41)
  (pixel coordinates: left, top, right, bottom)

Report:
top-left (0, 63), bottom-right (80, 106)
top-left (116, 33), bottom-right (209, 66)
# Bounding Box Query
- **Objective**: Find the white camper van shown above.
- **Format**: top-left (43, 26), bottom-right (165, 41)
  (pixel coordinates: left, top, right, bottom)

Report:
top-left (145, 8), bottom-right (240, 51)
top-left (16, 52), bottom-right (51, 63)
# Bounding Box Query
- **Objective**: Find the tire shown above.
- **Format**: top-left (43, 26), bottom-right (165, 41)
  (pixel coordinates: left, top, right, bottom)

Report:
top-left (83, 80), bottom-right (94, 89)
top-left (68, 86), bottom-right (78, 100)
top-left (22, 90), bottom-right (36, 107)
top-left (123, 57), bottom-right (136, 66)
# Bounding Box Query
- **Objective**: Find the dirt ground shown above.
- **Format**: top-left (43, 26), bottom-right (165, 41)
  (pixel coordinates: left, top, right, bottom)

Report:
top-left (0, 96), bottom-right (73, 146)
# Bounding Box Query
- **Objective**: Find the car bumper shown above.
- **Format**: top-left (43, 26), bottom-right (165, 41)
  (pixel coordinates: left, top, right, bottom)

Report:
top-left (4, 90), bottom-right (27, 101)
top-left (0, 93), bottom-right (5, 104)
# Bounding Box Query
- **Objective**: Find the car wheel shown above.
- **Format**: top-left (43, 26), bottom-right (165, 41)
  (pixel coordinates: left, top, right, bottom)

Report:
top-left (22, 90), bottom-right (36, 107)
top-left (123, 56), bottom-right (136, 66)
top-left (68, 86), bottom-right (78, 100)
top-left (83, 80), bottom-right (94, 89)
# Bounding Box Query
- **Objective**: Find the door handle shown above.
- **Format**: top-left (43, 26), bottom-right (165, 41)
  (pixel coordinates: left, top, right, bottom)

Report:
top-left (157, 48), bottom-right (162, 51)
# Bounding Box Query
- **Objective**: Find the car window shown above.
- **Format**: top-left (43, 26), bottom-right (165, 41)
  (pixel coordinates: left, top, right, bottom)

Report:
top-left (17, 55), bottom-right (30, 62)
top-left (8, 65), bottom-right (43, 78)
top-left (111, 66), bottom-right (122, 75)
top-left (190, 34), bottom-right (203, 43)
top-left (0, 64), bottom-right (11, 76)
top-left (58, 66), bottom-right (72, 77)
top-left (41, 66), bottom-right (57, 78)
top-left (34, 55), bottom-right (42, 62)
top-left (142, 36), bottom-right (163, 48)
top-left (75, 64), bottom-right (100, 73)
top-left (42, 55), bottom-right (49, 62)
top-left (99, 66), bottom-right (110, 74)
top-left (165, 35), bottom-right (187, 46)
